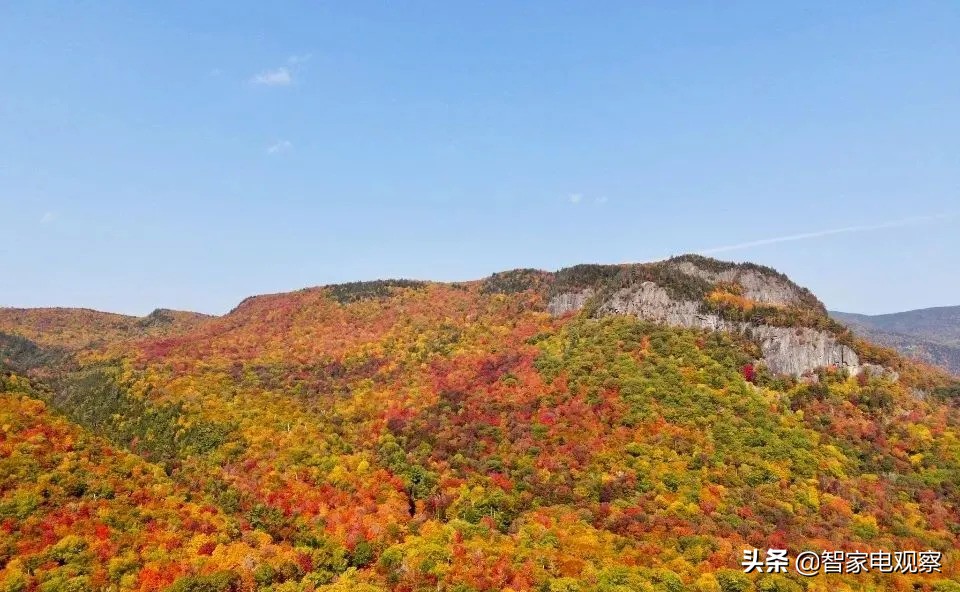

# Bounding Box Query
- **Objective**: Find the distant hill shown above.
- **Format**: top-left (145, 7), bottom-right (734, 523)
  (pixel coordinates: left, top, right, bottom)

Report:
top-left (0, 306), bottom-right (212, 350)
top-left (831, 306), bottom-right (960, 376)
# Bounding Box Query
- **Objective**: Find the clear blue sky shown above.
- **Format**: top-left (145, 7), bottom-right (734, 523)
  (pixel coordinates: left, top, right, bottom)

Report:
top-left (2, 1), bottom-right (958, 316)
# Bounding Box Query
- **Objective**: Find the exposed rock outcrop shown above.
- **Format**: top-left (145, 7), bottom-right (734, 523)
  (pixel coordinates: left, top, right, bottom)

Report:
top-left (597, 283), bottom-right (732, 331)
top-left (749, 325), bottom-right (858, 376)
top-left (547, 289), bottom-right (595, 316)
top-left (673, 261), bottom-right (804, 307)
top-left (546, 259), bottom-right (867, 378)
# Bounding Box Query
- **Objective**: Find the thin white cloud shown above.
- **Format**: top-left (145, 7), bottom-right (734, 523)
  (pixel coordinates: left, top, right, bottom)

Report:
top-left (249, 53), bottom-right (311, 86)
top-left (568, 193), bottom-right (609, 205)
top-left (698, 214), bottom-right (953, 255)
top-left (287, 53), bottom-right (312, 65)
top-left (251, 67), bottom-right (292, 86)
top-left (266, 140), bottom-right (293, 155)
top-left (40, 211), bottom-right (56, 224)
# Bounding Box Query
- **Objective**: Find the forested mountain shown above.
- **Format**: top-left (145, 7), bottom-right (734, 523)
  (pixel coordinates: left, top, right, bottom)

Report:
top-left (0, 307), bottom-right (212, 351)
top-left (832, 307), bottom-right (960, 344)
top-left (1, 256), bottom-right (958, 592)
top-left (831, 307), bottom-right (960, 376)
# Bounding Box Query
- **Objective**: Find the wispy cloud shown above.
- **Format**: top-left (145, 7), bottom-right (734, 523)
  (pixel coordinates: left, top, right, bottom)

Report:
top-left (698, 214), bottom-right (953, 255)
top-left (251, 67), bottom-right (292, 86)
top-left (266, 140), bottom-right (293, 155)
top-left (286, 53), bottom-right (312, 65)
top-left (568, 193), bottom-right (609, 205)
top-left (250, 53), bottom-right (311, 87)
top-left (40, 211), bottom-right (56, 224)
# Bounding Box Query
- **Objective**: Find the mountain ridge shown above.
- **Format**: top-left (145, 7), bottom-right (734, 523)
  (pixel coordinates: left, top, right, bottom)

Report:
top-left (0, 256), bottom-right (937, 383)
top-left (1, 255), bottom-right (958, 591)
top-left (0, 306), bottom-right (212, 350)
top-left (831, 306), bottom-right (960, 376)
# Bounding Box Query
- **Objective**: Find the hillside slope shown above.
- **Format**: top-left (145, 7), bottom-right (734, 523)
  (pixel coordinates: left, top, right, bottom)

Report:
top-left (832, 306), bottom-right (960, 344)
top-left (1, 256), bottom-right (959, 592)
top-left (832, 307), bottom-right (960, 375)
top-left (0, 383), bottom-right (304, 592)
top-left (0, 307), bottom-right (213, 351)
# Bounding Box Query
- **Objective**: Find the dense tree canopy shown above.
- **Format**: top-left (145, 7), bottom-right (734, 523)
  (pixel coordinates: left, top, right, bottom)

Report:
top-left (1, 268), bottom-right (958, 591)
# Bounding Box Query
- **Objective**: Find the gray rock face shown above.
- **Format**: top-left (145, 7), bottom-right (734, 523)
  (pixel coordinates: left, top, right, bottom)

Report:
top-left (674, 261), bottom-right (802, 306)
top-left (858, 362), bottom-right (900, 382)
top-left (547, 289), bottom-right (595, 316)
top-left (596, 283), bottom-right (733, 331)
top-left (546, 263), bottom-right (865, 377)
top-left (749, 325), bottom-right (859, 376)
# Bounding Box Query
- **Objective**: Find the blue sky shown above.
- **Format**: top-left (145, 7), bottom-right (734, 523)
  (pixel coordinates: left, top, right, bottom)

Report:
top-left (2, 1), bottom-right (958, 316)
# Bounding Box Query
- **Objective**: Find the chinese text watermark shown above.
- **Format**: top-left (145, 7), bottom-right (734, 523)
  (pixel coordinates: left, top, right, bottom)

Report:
top-left (742, 549), bottom-right (942, 577)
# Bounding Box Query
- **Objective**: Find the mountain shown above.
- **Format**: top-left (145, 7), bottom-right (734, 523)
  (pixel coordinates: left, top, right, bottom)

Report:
top-left (831, 306), bottom-right (960, 376)
top-left (0, 306), bottom-right (212, 350)
top-left (832, 307), bottom-right (960, 344)
top-left (1, 256), bottom-right (958, 592)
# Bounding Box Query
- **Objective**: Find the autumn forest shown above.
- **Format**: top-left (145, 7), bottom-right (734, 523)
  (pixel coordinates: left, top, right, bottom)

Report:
top-left (1, 257), bottom-right (958, 592)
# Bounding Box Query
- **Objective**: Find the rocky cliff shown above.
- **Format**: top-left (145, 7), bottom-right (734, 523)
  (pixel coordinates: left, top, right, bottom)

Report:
top-left (543, 256), bottom-right (867, 377)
